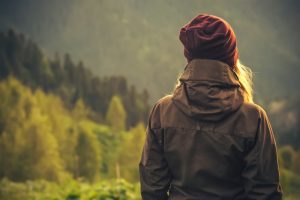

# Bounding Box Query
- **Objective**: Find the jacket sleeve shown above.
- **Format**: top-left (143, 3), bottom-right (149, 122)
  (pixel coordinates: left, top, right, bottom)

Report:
top-left (242, 108), bottom-right (283, 200)
top-left (139, 106), bottom-right (172, 200)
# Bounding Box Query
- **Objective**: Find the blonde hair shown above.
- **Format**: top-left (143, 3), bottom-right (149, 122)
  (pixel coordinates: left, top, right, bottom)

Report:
top-left (233, 59), bottom-right (254, 103)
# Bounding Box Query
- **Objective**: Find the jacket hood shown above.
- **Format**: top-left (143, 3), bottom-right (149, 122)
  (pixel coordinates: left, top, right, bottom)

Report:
top-left (172, 59), bottom-right (244, 122)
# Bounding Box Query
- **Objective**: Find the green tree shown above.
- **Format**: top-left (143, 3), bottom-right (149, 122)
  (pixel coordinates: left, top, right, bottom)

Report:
top-left (106, 95), bottom-right (127, 132)
top-left (75, 121), bottom-right (101, 182)
top-left (94, 125), bottom-right (116, 177)
top-left (35, 89), bottom-right (78, 177)
top-left (117, 123), bottom-right (146, 181)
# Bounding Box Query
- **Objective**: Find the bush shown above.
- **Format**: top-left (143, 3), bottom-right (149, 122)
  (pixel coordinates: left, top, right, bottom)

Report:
top-left (279, 146), bottom-right (296, 170)
top-left (0, 178), bottom-right (140, 200)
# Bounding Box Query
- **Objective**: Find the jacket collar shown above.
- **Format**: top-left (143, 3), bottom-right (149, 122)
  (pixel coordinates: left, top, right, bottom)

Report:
top-left (180, 59), bottom-right (240, 86)
top-left (172, 59), bottom-right (244, 122)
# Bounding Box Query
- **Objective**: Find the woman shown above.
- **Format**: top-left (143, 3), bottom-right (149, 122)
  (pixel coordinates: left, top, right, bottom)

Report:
top-left (139, 14), bottom-right (283, 200)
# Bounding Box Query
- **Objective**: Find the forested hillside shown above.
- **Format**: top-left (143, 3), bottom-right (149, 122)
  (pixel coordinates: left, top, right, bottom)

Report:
top-left (0, 76), bottom-right (145, 181)
top-left (0, 0), bottom-right (299, 101)
top-left (0, 29), bottom-right (150, 128)
top-left (1, 0), bottom-right (299, 148)
top-left (0, 30), bottom-right (147, 199)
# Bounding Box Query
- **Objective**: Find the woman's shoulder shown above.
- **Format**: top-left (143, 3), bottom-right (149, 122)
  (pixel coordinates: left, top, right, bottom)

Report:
top-left (151, 95), bottom-right (173, 111)
top-left (239, 102), bottom-right (269, 120)
top-left (156, 94), bottom-right (173, 104)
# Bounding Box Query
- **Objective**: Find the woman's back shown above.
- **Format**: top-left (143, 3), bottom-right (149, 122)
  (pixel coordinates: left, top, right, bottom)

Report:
top-left (139, 14), bottom-right (283, 200)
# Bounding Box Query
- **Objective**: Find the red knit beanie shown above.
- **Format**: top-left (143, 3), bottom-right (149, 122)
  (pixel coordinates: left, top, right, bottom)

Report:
top-left (179, 14), bottom-right (238, 68)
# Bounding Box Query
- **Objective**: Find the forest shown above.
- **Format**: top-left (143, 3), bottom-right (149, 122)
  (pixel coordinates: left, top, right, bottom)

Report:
top-left (1, 0), bottom-right (299, 148)
top-left (0, 30), bottom-right (146, 199)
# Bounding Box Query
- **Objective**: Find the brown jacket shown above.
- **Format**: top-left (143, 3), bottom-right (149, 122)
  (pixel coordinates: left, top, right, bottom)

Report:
top-left (139, 59), bottom-right (283, 200)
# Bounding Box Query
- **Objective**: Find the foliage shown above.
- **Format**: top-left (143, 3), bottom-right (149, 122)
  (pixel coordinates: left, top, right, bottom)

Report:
top-left (117, 123), bottom-right (146, 182)
top-left (0, 178), bottom-right (140, 200)
top-left (106, 95), bottom-right (127, 133)
top-left (0, 78), bottom-right (94, 181)
top-left (0, 77), bottom-right (68, 182)
top-left (0, 77), bottom-right (146, 183)
top-left (279, 145), bottom-right (296, 170)
top-left (76, 121), bottom-right (102, 182)
top-left (280, 169), bottom-right (300, 199)
top-left (292, 151), bottom-right (300, 176)
top-left (278, 146), bottom-right (300, 199)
